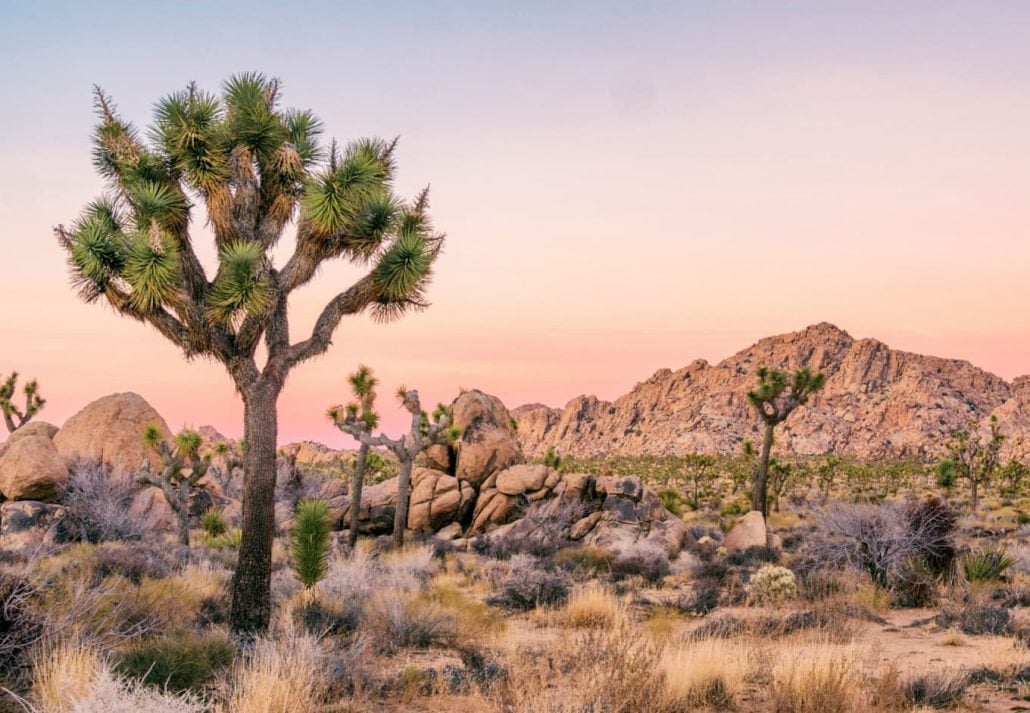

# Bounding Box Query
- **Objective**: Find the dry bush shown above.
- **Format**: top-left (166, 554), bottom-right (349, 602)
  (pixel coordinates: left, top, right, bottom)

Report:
top-left (609, 541), bottom-right (671, 585)
top-left (379, 544), bottom-right (438, 590)
top-left (58, 459), bottom-right (145, 543)
top-left (360, 590), bottom-right (457, 653)
top-left (770, 641), bottom-right (862, 713)
top-left (488, 560), bottom-right (571, 611)
top-left (499, 625), bottom-right (666, 713)
top-left (225, 625), bottom-right (326, 713)
top-left (662, 637), bottom-right (750, 710)
top-left (900, 670), bottom-right (968, 709)
top-left (562, 583), bottom-right (628, 628)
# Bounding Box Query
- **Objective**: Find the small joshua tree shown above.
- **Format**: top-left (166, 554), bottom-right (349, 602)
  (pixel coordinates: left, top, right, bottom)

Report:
top-left (682, 453), bottom-right (715, 507)
top-left (138, 424), bottom-right (212, 548)
top-left (333, 364), bottom-right (380, 547)
top-left (938, 415), bottom-right (1004, 513)
top-left (746, 366), bottom-right (826, 517)
top-left (0, 372), bottom-right (45, 433)
top-left (209, 440), bottom-right (244, 495)
top-left (291, 498), bottom-right (331, 589)
top-left (331, 385), bottom-right (458, 548)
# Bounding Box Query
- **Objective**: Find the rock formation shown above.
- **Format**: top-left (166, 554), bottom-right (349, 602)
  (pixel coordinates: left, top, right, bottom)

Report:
top-left (53, 392), bottom-right (170, 474)
top-left (514, 323), bottom-right (1030, 461)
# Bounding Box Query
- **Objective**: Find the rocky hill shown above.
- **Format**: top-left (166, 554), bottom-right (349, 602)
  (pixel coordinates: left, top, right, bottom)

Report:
top-left (513, 323), bottom-right (1030, 461)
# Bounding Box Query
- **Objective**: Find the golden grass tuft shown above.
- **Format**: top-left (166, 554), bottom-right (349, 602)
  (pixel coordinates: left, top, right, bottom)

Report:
top-left (32, 640), bottom-right (103, 712)
top-left (770, 640), bottom-right (863, 713)
top-left (662, 637), bottom-right (750, 710)
top-left (225, 625), bottom-right (326, 713)
top-left (562, 582), bottom-right (629, 628)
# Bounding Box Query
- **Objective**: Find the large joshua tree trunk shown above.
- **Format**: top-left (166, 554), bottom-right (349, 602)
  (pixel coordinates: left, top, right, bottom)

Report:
top-left (393, 458), bottom-right (413, 549)
top-left (753, 422), bottom-right (775, 518)
top-left (349, 442), bottom-right (369, 548)
top-left (229, 383), bottom-right (280, 638)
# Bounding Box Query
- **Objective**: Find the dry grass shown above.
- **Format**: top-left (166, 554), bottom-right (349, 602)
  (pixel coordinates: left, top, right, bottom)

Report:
top-left (662, 637), bottom-right (751, 710)
top-left (32, 640), bottom-right (102, 711)
top-left (561, 582), bottom-right (629, 628)
top-left (225, 625), bottom-right (326, 713)
top-left (769, 640), bottom-right (863, 713)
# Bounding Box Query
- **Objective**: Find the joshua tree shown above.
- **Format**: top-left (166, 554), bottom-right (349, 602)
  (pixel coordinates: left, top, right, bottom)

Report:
top-left (333, 364), bottom-right (380, 547)
top-left (816, 454), bottom-right (841, 500)
top-left (209, 440), bottom-right (244, 496)
top-left (331, 386), bottom-right (458, 548)
top-left (137, 424), bottom-right (212, 549)
top-left (0, 372), bottom-right (45, 433)
top-left (938, 415), bottom-right (1004, 513)
top-left (746, 367), bottom-right (826, 517)
top-left (56, 74), bottom-right (443, 636)
top-left (682, 453), bottom-right (715, 507)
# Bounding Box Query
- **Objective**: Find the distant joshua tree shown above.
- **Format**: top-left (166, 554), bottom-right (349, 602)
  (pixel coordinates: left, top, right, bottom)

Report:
top-left (330, 384), bottom-right (459, 548)
top-left (682, 453), bottom-right (715, 507)
top-left (0, 372), bottom-right (45, 433)
top-left (937, 415), bottom-right (1004, 513)
top-left (746, 367), bottom-right (826, 518)
top-left (56, 74), bottom-right (443, 636)
top-left (137, 424), bottom-right (212, 549)
top-left (334, 364), bottom-right (380, 547)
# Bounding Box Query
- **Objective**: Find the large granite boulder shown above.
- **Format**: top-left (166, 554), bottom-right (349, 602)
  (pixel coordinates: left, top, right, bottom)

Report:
top-left (724, 511), bottom-right (767, 552)
top-left (451, 390), bottom-right (523, 486)
top-left (0, 434), bottom-right (70, 501)
top-left (54, 393), bottom-right (170, 475)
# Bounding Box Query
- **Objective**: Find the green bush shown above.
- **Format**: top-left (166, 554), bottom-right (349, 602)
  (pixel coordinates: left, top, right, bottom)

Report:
top-left (658, 489), bottom-right (688, 516)
top-left (962, 547), bottom-right (1016, 583)
top-left (200, 508), bottom-right (227, 537)
top-left (115, 631), bottom-right (234, 693)
top-left (203, 528), bottom-right (242, 550)
top-left (291, 499), bottom-right (331, 588)
top-left (554, 546), bottom-right (614, 576)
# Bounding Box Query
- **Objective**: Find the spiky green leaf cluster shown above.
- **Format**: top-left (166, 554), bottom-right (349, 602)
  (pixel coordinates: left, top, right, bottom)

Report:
top-left (291, 498), bottom-right (331, 588)
top-left (123, 229), bottom-right (181, 311)
top-left (175, 429), bottom-right (203, 459)
top-left (301, 139), bottom-right (394, 243)
top-left (142, 422), bottom-right (164, 448)
top-left (206, 241), bottom-right (271, 323)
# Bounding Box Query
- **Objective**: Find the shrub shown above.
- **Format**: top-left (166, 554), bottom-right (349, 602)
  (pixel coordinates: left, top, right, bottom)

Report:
top-left (59, 459), bottom-right (145, 543)
top-left (562, 583), bottom-right (628, 628)
top-left (488, 568), bottom-right (571, 611)
top-left (959, 604), bottom-right (1011, 635)
top-left (0, 570), bottom-right (44, 678)
top-left (681, 578), bottom-right (722, 614)
top-left (91, 543), bottom-right (177, 585)
top-left (204, 528), bottom-right (242, 550)
top-left (962, 546), bottom-right (1017, 583)
top-left (554, 546), bottom-right (614, 576)
top-left (892, 556), bottom-right (940, 608)
top-left (610, 543), bottom-right (671, 585)
top-left (200, 508), bottom-right (227, 538)
top-left (658, 488), bottom-right (688, 516)
top-left (361, 591), bottom-right (457, 653)
top-left (115, 631), bottom-right (234, 693)
top-left (291, 499), bottom-right (331, 588)
top-left (724, 545), bottom-right (779, 567)
top-left (748, 565), bottom-right (798, 604)
top-left (901, 670), bottom-right (968, 708)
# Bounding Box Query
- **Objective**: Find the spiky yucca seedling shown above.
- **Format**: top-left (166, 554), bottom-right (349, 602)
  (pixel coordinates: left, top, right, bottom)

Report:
top-left (291, 499), bottom-right (331, 589)
top-left (0, 372), bottom-right (46, 433)
top-left (57, 74), bottom-right (444, 636)
top-left (330, 378), bottom-right (459, 548)
top-left (962, 546), bottom-right (1017, 583)
top-left (201, 507), bottom-right (228, 538)
top-left (746, 367), bottom-right (826, 517)
top-left (138, 424), bottom-right (213, 549)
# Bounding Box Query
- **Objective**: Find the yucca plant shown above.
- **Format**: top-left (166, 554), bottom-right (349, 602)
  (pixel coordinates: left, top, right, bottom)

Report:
top-left (201, 507), bottom-right (228, 538)
top-left (137, 424), bottom-right (212, 549)
top-left (962, 546), bottom-right (1017, 583)
top-left (746, 367), bottom-right (826, 517)
top-left (330, 380), bottom-right (459, 548)
top-left (0, 372), bottom-right (46, 433)
top-left (57, 74), bottom-right (443, 636)
top-left (291, 499), bottom-right (331, 589)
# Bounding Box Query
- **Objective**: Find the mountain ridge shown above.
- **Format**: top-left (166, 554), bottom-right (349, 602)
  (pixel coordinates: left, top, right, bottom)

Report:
top-left (513, 323), bottom-right (1030, 461)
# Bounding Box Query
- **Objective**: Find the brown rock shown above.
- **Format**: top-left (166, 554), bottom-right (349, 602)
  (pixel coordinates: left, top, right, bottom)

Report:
top-left (421, 444), bottom-right (453, 473)
top-left (452, 390), bottom-right (523, 486)
top-left (129, 488), bottom-right (174, 532)
top-left (54, 393), bottom-right (170, 475)
top-left (495, 464), bottom-right (551, 495)
top-left (725, 511), bottom-right (767, 552)
top-left (0, 500), bottom-right (66, 553)
top-left (0, 435), bottom-right (70, 501)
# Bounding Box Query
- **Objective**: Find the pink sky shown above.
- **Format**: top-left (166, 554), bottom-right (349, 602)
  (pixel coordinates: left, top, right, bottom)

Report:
top-left (1, 4), bottom-right (1028, 446)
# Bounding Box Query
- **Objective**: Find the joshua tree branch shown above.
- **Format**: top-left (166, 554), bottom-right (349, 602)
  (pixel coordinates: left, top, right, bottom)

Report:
top-left (285, 274), bottom-right (379, 368)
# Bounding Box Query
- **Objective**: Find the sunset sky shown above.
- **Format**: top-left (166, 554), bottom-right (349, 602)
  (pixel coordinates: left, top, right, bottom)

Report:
top-left (1, 2), bottom-right (1028, 446)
